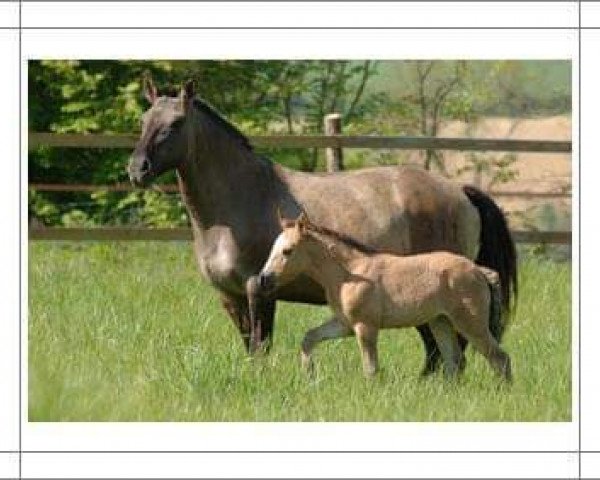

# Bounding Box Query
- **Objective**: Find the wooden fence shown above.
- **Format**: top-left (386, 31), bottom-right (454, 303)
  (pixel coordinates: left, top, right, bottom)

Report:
top-left (28, 130), bottom-right (572, 245)
top-left (28, 226), bottom-right (571, 245)
top-left (29, 132), bottom-right (572, 153)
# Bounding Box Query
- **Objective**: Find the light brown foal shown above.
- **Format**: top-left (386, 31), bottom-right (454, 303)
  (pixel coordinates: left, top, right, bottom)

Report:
top-left (257, 212), bottom-right (511, 381)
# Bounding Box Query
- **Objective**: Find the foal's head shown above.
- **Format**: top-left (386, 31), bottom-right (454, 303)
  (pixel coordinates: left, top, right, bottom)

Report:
top-left (127, 76), bottom-right (194, 187)
top-left (258, 211), bottom-right (319, 293)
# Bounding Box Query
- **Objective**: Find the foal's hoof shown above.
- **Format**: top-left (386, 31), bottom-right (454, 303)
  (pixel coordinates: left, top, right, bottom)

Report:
top-left (301, 352), bottom-right (315, 376)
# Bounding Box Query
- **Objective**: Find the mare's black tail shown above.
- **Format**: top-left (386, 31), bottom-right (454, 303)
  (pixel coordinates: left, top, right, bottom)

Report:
top-left (463, 185), bottom-right (518, 339)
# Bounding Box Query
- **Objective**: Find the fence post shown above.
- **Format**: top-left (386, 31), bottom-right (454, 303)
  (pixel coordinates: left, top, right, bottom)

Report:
top-left (324, 113), bottom-right (343, 172)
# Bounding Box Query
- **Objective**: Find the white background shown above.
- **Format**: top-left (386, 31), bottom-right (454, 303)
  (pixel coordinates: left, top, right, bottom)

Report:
top-left (0, 1), bottom-right (18, 29)
top-left (1, 0), bottom-right (591, 478)
top-left (580, 23), bottom-right (600, 480)
top-left (21, 1), bottom-right (578, 29)
top-left (0, 23), bottom-right (20, 480)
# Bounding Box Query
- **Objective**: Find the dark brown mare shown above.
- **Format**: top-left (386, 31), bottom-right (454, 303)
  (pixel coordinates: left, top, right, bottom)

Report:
top-left (127, 78), bottom-right (517, 375)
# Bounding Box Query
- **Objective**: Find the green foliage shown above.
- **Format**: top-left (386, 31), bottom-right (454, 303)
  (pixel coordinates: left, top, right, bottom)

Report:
top-left (457, 152), bottom-right (519, 188)
top-left (369, 60), bottom-right (571, 117)
top-left (29, 60), bottom-right (571, 226)
top-left (29, 60), bottom-right (383, 224)
top-left (28, 190), bottom-right (60, 225)
top-left (29, 242), bottom-right (571, 421)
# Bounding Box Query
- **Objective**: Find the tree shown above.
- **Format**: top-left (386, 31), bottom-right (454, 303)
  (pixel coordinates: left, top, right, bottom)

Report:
top-left (28, 60), bottom-right (381, 225)
top-left (401, 60), bottom-right (472, 171)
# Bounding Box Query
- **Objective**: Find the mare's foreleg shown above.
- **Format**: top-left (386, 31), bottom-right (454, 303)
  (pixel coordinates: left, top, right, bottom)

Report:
top-left (245, 275), bottom-right (276, 354)
top-left (220, 293), bottom-right (252, 353)
top-left (301, 317), bottom-right (353, 374)
top-left (254, 297), bottom-right (276, 353)
top-left (428, 316), bottom-right (464, 379)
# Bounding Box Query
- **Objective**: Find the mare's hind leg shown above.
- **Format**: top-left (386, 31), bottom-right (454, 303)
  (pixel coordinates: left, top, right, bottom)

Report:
top-left (428, 316), bottom-right (464, 379)
top-left (457, 334), bottom-right (468, 372)
top-left (417, 325), bottom-right (468, 376)
top-left (416, 325), bottom-right (442, 376)
top-left (301, 317), bottom-right (353, 373)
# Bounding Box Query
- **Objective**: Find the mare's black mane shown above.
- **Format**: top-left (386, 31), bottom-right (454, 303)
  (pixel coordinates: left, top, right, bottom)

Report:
top-left (193, 98), bottom-right (253, 151)
top-left (162, 87), bottom-right (253, 151)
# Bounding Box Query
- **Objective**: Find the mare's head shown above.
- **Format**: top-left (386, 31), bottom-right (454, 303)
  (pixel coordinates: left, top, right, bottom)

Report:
top-left (257, 210), bottom-right (318, 294)
top-left (128, 76), bottom-right (195, 187)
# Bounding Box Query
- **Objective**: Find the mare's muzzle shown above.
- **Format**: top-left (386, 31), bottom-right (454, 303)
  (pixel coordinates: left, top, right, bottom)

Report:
top-left (128, 155), bottom-right (153, 188)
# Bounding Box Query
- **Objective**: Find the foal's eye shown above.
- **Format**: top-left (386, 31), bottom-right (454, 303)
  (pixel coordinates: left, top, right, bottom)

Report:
top-left (282, 248), bottom-right (293, 257)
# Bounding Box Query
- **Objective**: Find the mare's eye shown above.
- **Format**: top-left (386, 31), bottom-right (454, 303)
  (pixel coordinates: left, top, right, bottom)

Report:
top-left (155, 128), bottom-right (170, 144)
top-left (282, 248), bottom-right (293, 257)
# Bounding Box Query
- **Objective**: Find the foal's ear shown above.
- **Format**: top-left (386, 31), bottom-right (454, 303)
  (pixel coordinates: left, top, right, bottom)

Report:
top-left (327, 243), bottom-right (339, 259)
top-left (142, 73), bottom-right (158, 104)
top-left (276, 206), bottom-right (287, 229)
top-left (296, 210), bottom-right (310, 233)
top-left (180, 79), bottom-right (195, 112)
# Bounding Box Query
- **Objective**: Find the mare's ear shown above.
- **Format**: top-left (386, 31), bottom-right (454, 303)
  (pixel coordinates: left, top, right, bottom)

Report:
top-left (142, 73), bottom-right (158, 104)
top-left (180, 79), bottom-right (195, 112)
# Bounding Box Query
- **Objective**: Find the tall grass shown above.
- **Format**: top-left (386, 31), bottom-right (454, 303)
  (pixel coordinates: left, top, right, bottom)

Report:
top-left (28, 242), bottom-right (571, 421)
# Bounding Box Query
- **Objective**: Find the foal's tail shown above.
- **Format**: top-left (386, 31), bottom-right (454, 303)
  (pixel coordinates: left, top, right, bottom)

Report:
top-left (463, 185), bottom-right (518, 317)
top-left (478, 267), bottom-right (505, 342)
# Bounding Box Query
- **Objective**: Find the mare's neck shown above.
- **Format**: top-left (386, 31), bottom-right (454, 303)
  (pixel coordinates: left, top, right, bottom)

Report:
top-left (175, 112), bottom-right (272, 231)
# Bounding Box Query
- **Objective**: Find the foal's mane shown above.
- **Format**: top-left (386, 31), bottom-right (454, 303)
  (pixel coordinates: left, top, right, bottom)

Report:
top-left (192, 98), bottom-right (254, 151)
top-left (306, 223), bottom-right (380, 255)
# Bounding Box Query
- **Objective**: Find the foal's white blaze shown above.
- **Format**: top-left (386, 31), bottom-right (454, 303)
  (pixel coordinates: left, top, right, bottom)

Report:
top-left (261, 231), bottom-right (293, 275)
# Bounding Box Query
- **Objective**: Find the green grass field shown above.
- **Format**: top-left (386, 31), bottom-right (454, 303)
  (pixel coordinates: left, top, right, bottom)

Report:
top-left (28, 242), bottom-right (571, 422)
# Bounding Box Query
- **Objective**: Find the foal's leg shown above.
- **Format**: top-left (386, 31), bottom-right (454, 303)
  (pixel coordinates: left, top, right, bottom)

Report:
top-left (301, 317), bottom-right (353, 373)
top-left (428, 316), bottom-right (463, 379)
top-left (353, 322), bottom-right (379, 377)
top-left (449, 311), bottom-right (512, 382)
top-left (468, 333), bottom-right (511, 382)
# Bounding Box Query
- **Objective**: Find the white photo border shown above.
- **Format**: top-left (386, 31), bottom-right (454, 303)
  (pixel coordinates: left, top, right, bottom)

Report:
top-left (20, 2), bottom-right (580, 479)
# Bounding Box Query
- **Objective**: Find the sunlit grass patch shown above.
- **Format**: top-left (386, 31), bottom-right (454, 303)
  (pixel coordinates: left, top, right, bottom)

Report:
top-left (29, 242), bottom-right (571, 422)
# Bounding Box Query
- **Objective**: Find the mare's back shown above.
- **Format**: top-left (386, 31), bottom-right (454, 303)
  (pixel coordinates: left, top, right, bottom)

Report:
top-left (281, 165), bottom-right (480, 258)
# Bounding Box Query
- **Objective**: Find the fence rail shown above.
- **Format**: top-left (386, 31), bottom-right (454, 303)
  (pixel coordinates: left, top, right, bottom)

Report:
top-left (28, 227), bottom-right (571, 245)
top-left (27, 182), bottom-right (572, 199)
top-left (28, 130), bottom-right (572, 245)
top-left (28, 132), bottom-right (572, 153)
